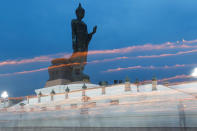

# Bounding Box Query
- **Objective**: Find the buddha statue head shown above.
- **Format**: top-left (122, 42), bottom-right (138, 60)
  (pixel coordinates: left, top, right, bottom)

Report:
top-left (76, 3), bottom-right (85, 21)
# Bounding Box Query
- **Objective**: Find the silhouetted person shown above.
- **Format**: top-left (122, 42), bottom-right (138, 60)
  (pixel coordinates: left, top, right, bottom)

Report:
top-left (178, 101), bottom-right (186, 127)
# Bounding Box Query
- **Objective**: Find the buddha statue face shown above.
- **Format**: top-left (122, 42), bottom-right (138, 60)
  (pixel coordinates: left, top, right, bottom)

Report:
top-left (76, 3), bottom-right (85, 21)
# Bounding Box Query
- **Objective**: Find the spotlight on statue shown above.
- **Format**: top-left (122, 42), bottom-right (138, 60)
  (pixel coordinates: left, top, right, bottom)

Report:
top-left (1, 91), bottom-right (8, 99)
top-left (191, 68), bottom-right (197, 78)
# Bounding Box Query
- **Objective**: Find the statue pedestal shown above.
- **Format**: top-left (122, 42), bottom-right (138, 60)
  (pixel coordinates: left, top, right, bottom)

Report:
top-left (45, 79), bottom-right (71, 88)
top-left (46, 55), bottom-right (90, 87)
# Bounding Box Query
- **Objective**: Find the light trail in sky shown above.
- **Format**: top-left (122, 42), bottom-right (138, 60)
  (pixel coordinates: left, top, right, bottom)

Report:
top-left (0, 67), bottom-right (48, 77)
top-left (103, 64), bottom-right (196, 73)
top-left (158, 75), bottom-right (192, 82)
top-left (0, 62), bottom-right (193, 88)
top-left (0, 40), bottom-right (196, 79)
top-left (0, 39), bottom-right (197, 67)
top-left (0, 57), bottom-right (195, 78)
top-left (88, 41), bottom-right (197, 55)
top-left (0, 63), bottom-right (194, 77)
top-left (0, 53), bottom-right (67, 67)
top-left (88, 49), bottom-right (197, 65)
top-left (137, 49), bottom-right (197, 59)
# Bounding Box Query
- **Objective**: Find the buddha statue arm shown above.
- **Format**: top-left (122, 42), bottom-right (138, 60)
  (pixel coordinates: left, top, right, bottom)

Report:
top-left (87, 26), bottom-right (97, 43)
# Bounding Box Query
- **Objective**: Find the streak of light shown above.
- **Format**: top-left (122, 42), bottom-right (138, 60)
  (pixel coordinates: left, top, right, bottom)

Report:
top-left (0, 56), bottom-right (196, 77)
top-left (0, 38), bottom-right (197, 67)
top-left (0, 46), bottom-right (197, 77)
top-left (0, 67), bottom-right (48, 77)
top-left (137, 49), bottom-right (197, 59)
top-left (103, 64), bottom-right (196, 73)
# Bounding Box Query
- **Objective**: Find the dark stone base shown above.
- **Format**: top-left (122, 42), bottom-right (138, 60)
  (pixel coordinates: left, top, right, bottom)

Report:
top-left (46, 52), bottom-right (90, 87)
top-left (45, 79), bottom-right (71, 87)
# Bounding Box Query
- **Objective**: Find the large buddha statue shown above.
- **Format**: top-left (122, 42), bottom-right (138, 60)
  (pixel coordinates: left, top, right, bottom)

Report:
top-left (45, 3), bottom-right (97, 87)
top-left (70, 3), bottom-right (97, 81)
top-left (71, 3), bottom-right (97, 53)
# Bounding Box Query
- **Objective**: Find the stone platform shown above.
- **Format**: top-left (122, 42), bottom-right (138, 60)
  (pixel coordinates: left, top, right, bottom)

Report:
top-left (45, 79), bottom-right (71, 88)
top-left (36, 82), bottom-right (99, 95)
top-left (2, 82), bottom-right (197, 129)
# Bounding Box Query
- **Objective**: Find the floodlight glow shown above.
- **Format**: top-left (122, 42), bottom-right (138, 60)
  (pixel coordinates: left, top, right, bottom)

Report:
top-left (1, 91), bottom-right (8, 99)
top-left (191, 68), bottom-right (197, 77)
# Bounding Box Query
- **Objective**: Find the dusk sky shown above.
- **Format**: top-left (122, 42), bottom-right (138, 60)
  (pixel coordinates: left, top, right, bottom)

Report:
top-left (0, 0), bottom-right (197, 97)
